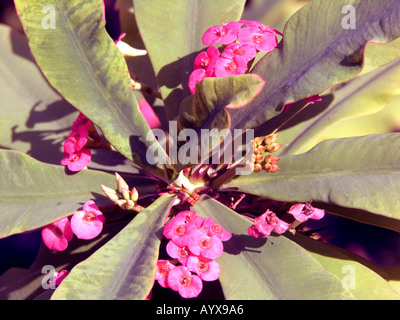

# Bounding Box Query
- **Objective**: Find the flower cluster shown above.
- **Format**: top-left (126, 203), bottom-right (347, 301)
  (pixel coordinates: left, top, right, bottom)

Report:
top-left (154, 210), bottom-right (231, 298)
top-left (61, 113), bottom-right (93, 172)
top-left (188, 20), bottom-right (282, 93)
top-left (248, 202), bottom-right (325, 242)
top-left (41, 200), bottom-right (105, 251)
top-left (250, 133), bottom-right (283, 173)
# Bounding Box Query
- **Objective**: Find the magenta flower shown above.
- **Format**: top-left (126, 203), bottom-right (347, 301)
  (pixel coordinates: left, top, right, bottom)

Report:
top-left (61, 148), bottom-right (91, 172)
top-left (188, 68), bottom-right (208, 94)
top-left (70, 200), bottom-right (105, 240)
top-left (175, 210), bottom-right (205, 229)
top-left (214, 56), bottom-right (248, 77)
top-left (238, 27), bottom-right (278, 52)
top-left (187, 256), bottom-right (220, 281)
top-left (202, 21), bottom-right (240, 46)
top-left (187, 229), bottom-right (223, 260)
top-left (155, 260), bottom-right (176, 288)
top-left (202, 217), bottom-right (231, 241)
top-left (71, 112), bottom-right (92, 132)
top-left (163, 214), bottom-right (197, 246)
top-left (221, 42), bottom-right (257, 62)
top-left (41, 217), bottom-right (73, 251)
top-left (239, 20), bottom-right (283, 36)
top-left (193, 45), bottom-right (220, 73)
top-left (63, 126), bottom-right (89, 154)
top-left (247, 210), bottom-right (289, 239)
top-left (288, 202), bottom-right (325, 222)
top-left (167, 265), bottom-right (203, 299)
top-left (166, 240), bottom-right (192, 265)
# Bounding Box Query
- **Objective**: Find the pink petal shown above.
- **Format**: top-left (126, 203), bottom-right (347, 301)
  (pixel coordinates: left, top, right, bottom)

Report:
top-left (178, 274), bottom-right (202, 298)
top-left (202, 217), bottom-right (231, 241)
top-left (70, 210), bottom-right (104, 240)
top-left (155, 260), bottom-right (176, 288)
top-left (188, 68), bottom-right (207, 94)
top-left (64, 149), bottom-right (92, 172)
top-left (221, 43), bottom-right (257, 62)
top-left (166, 240), bottom-right (192, 265)
top-left (310, 208), bottom-right (325, 220)
top-left (41, 217), bottom-right (73, 251)
top-left (214, 56), bottom-right (248, 77)
top-left (187, 256), bottom-right (220, 281)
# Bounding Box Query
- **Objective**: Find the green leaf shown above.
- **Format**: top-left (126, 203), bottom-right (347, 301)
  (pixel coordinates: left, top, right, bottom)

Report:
top-left (0, 150), bottom-right (116, 239)
top-left (179, 74), bottom-right (265, 132)
top-left (278, 56), bottom-right (400, 156)
top-left (51, 194), bottom-right (176, 300)
top-left (228, 0), bottom-right (400, 130)
top-left (193, 196), bottom-right (400, 299)
top-left (133, 0), bottom-right (246, 121)
top-left (225, 133), bottom-right (400, 232)
top-left (14, 0), bottom-right (170, 177)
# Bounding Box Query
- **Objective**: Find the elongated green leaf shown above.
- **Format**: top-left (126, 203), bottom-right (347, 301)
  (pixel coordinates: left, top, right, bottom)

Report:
top-left (14, 0), bottom-right (170, 177)
top-left (51, 194), bottom-right (176, 300)
top-left (228, 0), bottom-right (400, 130)
top-left (225, 133), bottom-right (400, 231)
top-left (278, 57), bottom-right (400, 156)
top-left (193, 196), bottom-right (400, 299)
top-left (133, 0), bottom-right (246, 121)
top-left (0, 150), bottom-right (115, 238)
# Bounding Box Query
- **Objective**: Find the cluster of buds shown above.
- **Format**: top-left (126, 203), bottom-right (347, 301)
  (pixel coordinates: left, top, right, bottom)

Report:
top-left (250, 133), bottom-right (282, 173)
top-left (101, 173), bottom-right (142, 212)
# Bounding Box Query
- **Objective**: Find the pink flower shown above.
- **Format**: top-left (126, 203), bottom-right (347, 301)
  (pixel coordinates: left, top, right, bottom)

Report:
top-left (202, 21), bottom-right (240, 46)
top-left (202, 217), bottom-right (231, 241)
top-left (188, 68), bottom-right (208, 94)
top-left (238, 27), bottom-right (278, 52)
top-left (247, 225), bottom-right (265, 239)
top-left (71, 113), bottom-right (92, 132)
top-left (70, 200), bottom-right (105, 240)
top-left (304, 95), bottom-right (322, 104)
top-left (63, 126), bottom-right (89, 154)
top-left (175, 210), bottom-right (205, 229)
top-left (214, 56), bottom-right (248, 77)
top-left (239, 20), bottom-right (283, 36)
top-left (288, 202), bottom-right (325, 222)
top-left (167, 265), bottom-right (203, 299)
top-left (221, 42), bottom-right (257, 62)
top-left (163, 215), bottom-right (197, 246)
top-left (61, 148), bottom-right (91, 172)
top-left (155, 260), bottom-right (176, 288)
top-left (166, 240), bottom-right (192, 265)
top-left (248, 210), bottom-right (289, 239)
top-left (193, 46), bottom-right (220, 73)
top-left (187, 229), bottom-right (223, 260)
top-left (41, 217), bottom-right (73, 251)
top-left (187, 256), bottom-right (220, 281)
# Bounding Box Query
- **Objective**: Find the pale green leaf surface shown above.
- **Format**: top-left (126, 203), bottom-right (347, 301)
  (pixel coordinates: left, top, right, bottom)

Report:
top-left (226, 134), bottom-right (400, 231)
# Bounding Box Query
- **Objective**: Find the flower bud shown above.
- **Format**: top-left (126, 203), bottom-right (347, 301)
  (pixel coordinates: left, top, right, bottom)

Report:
top-left (130, 187), bottom-right (139, 202)
top-left (101, 184), bottom-right (120, 202)
top-left (115, 172), bottom-right (129, 194)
